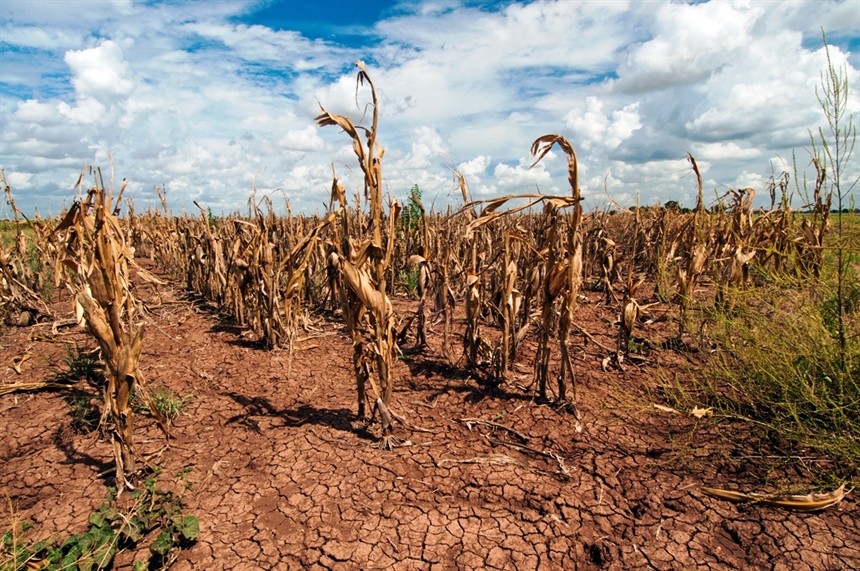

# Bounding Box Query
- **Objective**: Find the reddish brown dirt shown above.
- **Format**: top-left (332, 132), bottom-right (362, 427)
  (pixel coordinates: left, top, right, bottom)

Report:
top-left (2, 261), bottom-right (858, 570)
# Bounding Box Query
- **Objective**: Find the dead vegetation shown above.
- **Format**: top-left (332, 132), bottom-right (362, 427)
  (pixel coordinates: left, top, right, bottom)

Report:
top-left (1, 60), bottom-right (857, 533)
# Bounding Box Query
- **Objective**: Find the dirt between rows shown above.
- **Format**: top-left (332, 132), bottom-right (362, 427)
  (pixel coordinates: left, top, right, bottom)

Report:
top-left (1, 259), bottom-right (858, 571)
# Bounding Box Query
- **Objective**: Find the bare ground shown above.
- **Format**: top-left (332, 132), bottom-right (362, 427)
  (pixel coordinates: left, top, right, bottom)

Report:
top-left (2, 260), bottom-right (858, 570)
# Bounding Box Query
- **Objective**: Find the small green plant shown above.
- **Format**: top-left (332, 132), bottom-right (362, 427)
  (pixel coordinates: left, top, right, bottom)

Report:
top-left (26, 248), bottom-right (54, 303)
top-left (809, 30), bottom-right (858, 366)
top-left (152, 386), bottom-right (191, 423)
top-left (134, 385), bottom-right (192, 425)
top-left (400, 184), bottom-right (422, 233)
top-left (1, 474), bottom-right (199, 571)
top-left (397, 267), bottom-right (420, 299)
top-left (174, 467), bottom-right (194, 491)
top-left (66, 391), bottom-right (101, 434)
top-left (53, 344), bottom-right (101, 384)
top-left (135, 473), bottom-right (200, 568)
top-left (493, 409), bottom-right (506, 421)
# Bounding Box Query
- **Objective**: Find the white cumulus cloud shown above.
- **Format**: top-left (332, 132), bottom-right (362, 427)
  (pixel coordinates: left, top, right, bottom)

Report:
top-left (64, 40), bottom-right (134, 100)
top-left (564, 97), bottom-right (642, 151)
top-left (277, 126), bottom-right (325, 152)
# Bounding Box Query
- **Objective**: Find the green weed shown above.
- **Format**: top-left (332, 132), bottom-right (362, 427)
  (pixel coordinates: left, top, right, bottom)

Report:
top-left (134, 385), bottom-right (192, 424)
top-left (667, 281), bottom-right (859, 484)
top-left (397, 267), bottom-right (420, 299)
top-left (66, 391), bottom-right (101, 434)
top-left (1, 472), bottom-right (198, 571)
top-left (53, 344), bottom-right (101, 384)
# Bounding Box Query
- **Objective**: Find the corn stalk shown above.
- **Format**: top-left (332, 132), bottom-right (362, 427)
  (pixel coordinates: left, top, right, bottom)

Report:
top-left (54, 166), bottom-right (168, 492)
top-left (317, 62), bottom-right (402, 448)
top-left (530, 135), bottom-right (583, 416)
top-left (0, 172), bottom-right (54, 324)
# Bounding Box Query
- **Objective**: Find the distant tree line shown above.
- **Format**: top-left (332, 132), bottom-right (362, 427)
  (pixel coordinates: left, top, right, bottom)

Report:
top-left (614, 201), bottom-right (860, 214)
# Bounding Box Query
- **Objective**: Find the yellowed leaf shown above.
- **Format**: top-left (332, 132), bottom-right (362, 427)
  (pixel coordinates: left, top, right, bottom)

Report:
top-left (702, 484), bottom-right (847, 512)
top-left (690, 406), bottom-right (713, 418)
top-left (9, 353), bottom-right (31, 374)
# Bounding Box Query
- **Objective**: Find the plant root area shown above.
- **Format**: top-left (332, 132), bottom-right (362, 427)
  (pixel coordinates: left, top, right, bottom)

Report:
top-left (2, 261), bottom-right (858, 571)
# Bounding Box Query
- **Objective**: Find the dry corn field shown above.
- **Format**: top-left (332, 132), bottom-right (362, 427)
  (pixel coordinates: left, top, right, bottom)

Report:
top-left (1, 65), bottom-right (858, 571)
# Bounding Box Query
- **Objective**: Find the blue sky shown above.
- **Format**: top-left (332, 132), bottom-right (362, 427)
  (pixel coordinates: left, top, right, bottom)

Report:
top-left (0, 0), bottom-right (858, 216)
top-left (242, 0), bottom-right (400, 42)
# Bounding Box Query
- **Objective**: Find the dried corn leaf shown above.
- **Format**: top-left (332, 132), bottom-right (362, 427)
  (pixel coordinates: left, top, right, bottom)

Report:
top-left (9, 353), bottom-right (31, 374)
top-left (701, 484), bottom-right (847, 512)
top-left (465, 196), bottom-right (544, 239)
top-left (546, 262), bottom-right (567, 298)
top-left (74, 292), bottom-right (118, 356)
top-left (690, 405), bottom-right (713, 418)
top-left (340, 259), bottom-right (386, 316)
top-left (622, 299), bottom-right (639, 331)
top-left (0, 381), bottom-right (75, 395)
top-left (480, 196), bottom-right (514, 217)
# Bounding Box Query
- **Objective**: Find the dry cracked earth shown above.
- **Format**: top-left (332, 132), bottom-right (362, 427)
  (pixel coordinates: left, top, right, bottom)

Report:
top-left (2, 260), bottom-right (858, 570)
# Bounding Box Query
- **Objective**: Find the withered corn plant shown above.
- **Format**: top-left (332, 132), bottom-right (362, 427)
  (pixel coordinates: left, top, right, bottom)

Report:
top-left (583, 216), bottom-right (619, 304)
top-left (0, 173), bottom-right (55, 325)
top-left (54, 166), bottom-right (169, 492)
top-left (674, 153), bottom-right (711, 339)
top-left (796, 156), bottom-right (831, 279)
top-left (530, 135), bottom-right (583, 415)
top-left (317, 62), bottom-right (402, 448)
top-left (415, 175), bottom-right (474, 363)
top-left (434, 206), bottom-right (456, 360)
top-left (754, 172), bottom-right (795, 275)
top-left (461, 193), bottom-right (545, 380)
top-left (713, 187), bottom-right (757, 311)
top-left (190, 201), bottom-right (228, 307)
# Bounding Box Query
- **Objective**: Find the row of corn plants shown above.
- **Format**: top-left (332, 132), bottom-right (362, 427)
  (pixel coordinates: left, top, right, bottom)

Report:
top-left (2, 61), bottom-right (853, 460)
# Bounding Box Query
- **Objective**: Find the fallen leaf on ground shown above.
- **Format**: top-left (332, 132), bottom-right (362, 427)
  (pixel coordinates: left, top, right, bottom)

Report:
top-left (653, 404), bottom-right (681, 414)
top-left (690, 406), bottom-right (713, 418)
top-left (701, 484), bottom-right (847, 511)
top-left (9, 353), bottom-right (32, 374)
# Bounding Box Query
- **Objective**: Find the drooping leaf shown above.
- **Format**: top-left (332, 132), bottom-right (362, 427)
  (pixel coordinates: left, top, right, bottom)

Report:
top-left (150, 530), bottom-right (174, 556)
top-left (178, 515), bottom-right (200, 541)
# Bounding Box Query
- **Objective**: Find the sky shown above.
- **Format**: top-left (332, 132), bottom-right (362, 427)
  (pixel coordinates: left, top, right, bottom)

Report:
top-left (1, 0), bottom-right (859, 217)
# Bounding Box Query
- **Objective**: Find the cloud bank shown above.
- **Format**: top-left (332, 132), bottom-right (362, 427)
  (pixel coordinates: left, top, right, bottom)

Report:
top-left (1, 0), bottom-right (858, 216)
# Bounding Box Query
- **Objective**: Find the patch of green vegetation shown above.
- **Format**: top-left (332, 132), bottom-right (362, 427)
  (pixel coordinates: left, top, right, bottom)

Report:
top-left (666, 280), bottom-right (859, 486)
top-left (1, 472), bottom-right (199, 571)
top-left (134, 385), bottom-right (193, 424)
top-left (150, 386), bottom-right (192, 423)
top-left (400, 184), bottom-right (422, 233)
top-left (396, 267), bottom-right (420, 299)
top-left (66, 391), bottom-right (101, 434)
top-left (53, 344), bottom-right (101, 384)
top-left (0, 220), bottom-right (34, 249)
top-left (0, 220), bottom-right (54, 302)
